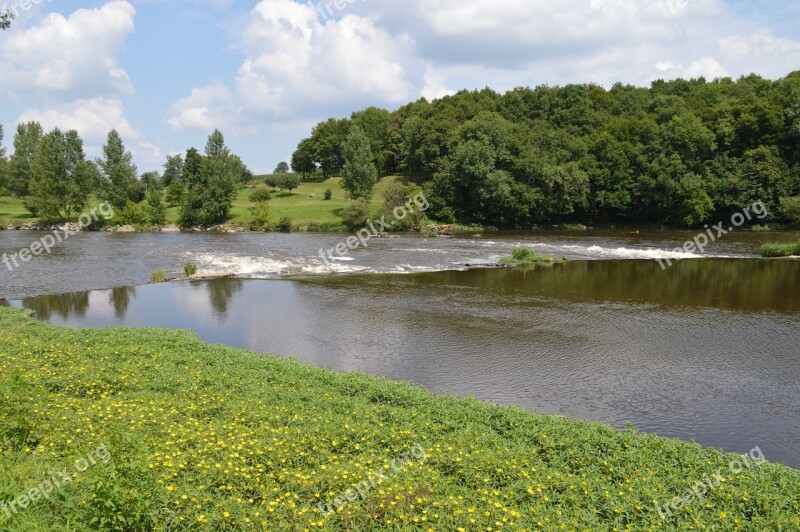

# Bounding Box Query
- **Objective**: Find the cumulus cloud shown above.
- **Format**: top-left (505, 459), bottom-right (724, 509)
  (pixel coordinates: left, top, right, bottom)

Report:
top-left (0, 1), bottom-right (136, 100)
top-left (18, 98), bottom-right (163, 166)
top-left (167, 0), bottom-right (414, 129)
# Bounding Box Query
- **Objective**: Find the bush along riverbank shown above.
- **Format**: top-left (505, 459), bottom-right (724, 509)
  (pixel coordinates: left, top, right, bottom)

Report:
top-left (0, 307), bottom-right (798, 530)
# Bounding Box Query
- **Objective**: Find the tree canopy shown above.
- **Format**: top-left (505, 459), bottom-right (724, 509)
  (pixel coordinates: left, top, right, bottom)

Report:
top-left (293, 72), bottom-right (800, 227)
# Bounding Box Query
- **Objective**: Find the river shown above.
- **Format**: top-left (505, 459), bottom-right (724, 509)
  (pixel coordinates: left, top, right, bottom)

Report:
top-left (1, 229), bottom-right (799, 468)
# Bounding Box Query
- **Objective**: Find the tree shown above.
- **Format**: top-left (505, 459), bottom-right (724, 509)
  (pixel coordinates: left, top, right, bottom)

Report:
top-left (29, 129), bottom-right (96, 221)
top-left (141, 171), bottom-right (161, 193)
top-left (166, 179), bottom-right (185, 207)
top-left (0, 124), bottom-right (7, 192)
top-left (279, 174), bottom-right (300, 193)
top-left (8, 121), bottom-right (44, 197)
top-left (99, 130), bottom-right (141, 210)
top-left (179, 130), bottom-right (238, 226)
top-left (265, 175), bottom-right (280, 191)
top-left (291, 138), bottom-right (316, 177)
top-left (274, 162), bottom-right (290, 174)
top-left (162, 154), bottom-right (184, 186)
top-left (146, 188), bottom-right (166, 225)
top-left (341, 126), bottom-right (378, 200)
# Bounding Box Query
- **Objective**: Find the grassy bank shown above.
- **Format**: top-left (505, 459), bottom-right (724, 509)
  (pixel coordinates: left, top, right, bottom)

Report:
top-left (2, 176), bottom-right (397, 230)
top-left (0, 307), bottom-right (797, 530)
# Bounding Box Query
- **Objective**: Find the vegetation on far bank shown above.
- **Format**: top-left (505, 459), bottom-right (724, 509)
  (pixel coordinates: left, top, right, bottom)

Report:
top-left (4, 73), bottom-right (800, 234)
top-left (0, 307), bottom-right (798, 530)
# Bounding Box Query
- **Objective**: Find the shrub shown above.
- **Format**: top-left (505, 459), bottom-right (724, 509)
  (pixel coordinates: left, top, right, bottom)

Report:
top-left (184, 263), bottom-right (197, 277)
top-left (249, 202), bottom-right (271, 230)
top-left (150, 270), bottom-right (167, 283)
top-left (499, 246), bottom-right (558, 264)
top-left (324, 189), bottom-right (333, 200)
top-left (278, 174), bottom-right (300, 193)
top-left (779, 196), bottom-right (800, 225)
top-left (340, 199), bottom-right (371, 230)
top-left (118, 201), bottom-right (149, 225)
top-left (265, 176), bottom-right (280, 191)
top-left (760, 242), bottom-right (800, 258)
top-left (276, 216), bottom-right (293, 232)
top-left (249, 189), bottom-right (271, 203)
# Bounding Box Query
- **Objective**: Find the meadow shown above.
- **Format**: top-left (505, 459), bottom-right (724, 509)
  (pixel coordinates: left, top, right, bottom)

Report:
top-left (0, 306), bottom-right (798, 530)
top-left (2, 176), bottom-right (398, 230)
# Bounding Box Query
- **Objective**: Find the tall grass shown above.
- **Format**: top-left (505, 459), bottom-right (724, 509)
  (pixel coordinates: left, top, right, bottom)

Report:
top-left (760, 242), bottom-right (800, 257)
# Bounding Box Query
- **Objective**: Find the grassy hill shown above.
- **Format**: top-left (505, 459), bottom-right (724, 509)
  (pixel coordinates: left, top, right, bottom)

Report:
top-left (1, 175), bottom-right (398, 230)
top-left (0, 306), bottom-right (798, 530)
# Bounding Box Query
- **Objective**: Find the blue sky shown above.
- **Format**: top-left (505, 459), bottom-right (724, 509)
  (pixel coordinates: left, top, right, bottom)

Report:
top-left (1, 0), bottom-right (798, 174)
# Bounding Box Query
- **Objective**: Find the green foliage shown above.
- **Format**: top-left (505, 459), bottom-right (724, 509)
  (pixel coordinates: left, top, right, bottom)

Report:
top-left (341, 126), bottom-right (378, 200)
top-left (146, 189), bottom-right (166, 226)
top-left (265, 175), bottom-right (280, 190)
top-left (340, 199), bottom-right (371, 230)
top-left (0, 307), bottom-right (798, 530)
top-left (276, 216), bottom-right (293, 232)
top-left (499, 246), bottom-right (558, 264)
top-left (324, 188), bottom-right (332, 200)
top-left (274, 161), bottom-right (290, 174)
top-left (760, 242), bottom-right (800, 257)
top-left (249, 188), bottom-right (271, 203)
top-left (249, 201), bottom-right (271, 230)
top-left (162, 154), bottom-right (184, 187)
top-left (29, 129), bottom-right (96, 222)
top-left (149, 270), bottom-right (167, 283)
top-left (278, 174), bottom-right (300, 193)
top-left (293, 74), bottom-right (800, 228)
top-left (117, 200), bottom-right (149, 226)
top-left (179, 131), bottom-right (238, 227)
top-left (165, 179), bottom-right (184, 207)
top-left (8, 121), bottom-right (44, 197)
top-left (99, 129), bottom-right (142, 210)
top-left (779, 196), bottom-right (800, 225)
top-left (0, 10), bottom-right (13, 30)
top-left (184, 263), bottom-right (197, 276)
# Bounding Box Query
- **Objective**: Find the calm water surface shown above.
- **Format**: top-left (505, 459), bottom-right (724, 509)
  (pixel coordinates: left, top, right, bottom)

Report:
top-left (6, 255), bottom-right (799, 468)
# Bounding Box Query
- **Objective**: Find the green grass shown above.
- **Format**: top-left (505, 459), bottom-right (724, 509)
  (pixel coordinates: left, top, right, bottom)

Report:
top-left (0, 307), bottom-right (797, 530)
top-left (499, 246), bottom-right (559, 265)
top-left (760, 242), bottom-right (800, 257)
top-left (1, 176), bottom-right (399, 230)
top-left (149, 270), bottom-right (167, 283)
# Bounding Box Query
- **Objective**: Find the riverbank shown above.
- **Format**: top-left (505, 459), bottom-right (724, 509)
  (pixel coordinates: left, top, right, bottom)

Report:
top-left (0, 306), bottom-right (797, 530)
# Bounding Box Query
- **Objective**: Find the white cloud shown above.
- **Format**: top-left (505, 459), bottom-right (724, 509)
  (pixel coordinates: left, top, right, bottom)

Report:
top-left (421, 67), bottom-right (455, 101)
top-left (18, 98), bottom-right (163, 166)
top-left (167, 0), bottom-right (414, 129)
top-left (0, 1), bottom-right (136, 100)
top-left (166, 82), bottom-right (236, 131)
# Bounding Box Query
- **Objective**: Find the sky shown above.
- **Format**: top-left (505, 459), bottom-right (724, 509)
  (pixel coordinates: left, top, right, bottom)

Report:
top-left (1, 0), bottom-right (799, 174)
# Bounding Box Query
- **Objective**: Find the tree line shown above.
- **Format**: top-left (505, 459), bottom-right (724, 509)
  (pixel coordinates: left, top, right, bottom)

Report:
top-left (0, 125), bottom-right (252, 226)
top-left (291, 72), bottom-right (800, 227)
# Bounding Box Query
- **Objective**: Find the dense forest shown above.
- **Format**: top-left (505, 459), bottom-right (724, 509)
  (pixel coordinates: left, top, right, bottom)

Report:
top-left (292, 73), bottom-right (800, 227)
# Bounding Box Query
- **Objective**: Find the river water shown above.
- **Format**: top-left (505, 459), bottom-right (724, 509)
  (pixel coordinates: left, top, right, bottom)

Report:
top-left (1, 229), bottom-right (799, 467)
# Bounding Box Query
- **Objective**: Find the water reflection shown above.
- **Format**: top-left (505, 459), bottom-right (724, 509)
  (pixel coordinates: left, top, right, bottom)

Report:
top-left (10, 258), bottom-right (800, 468)
top-left (21, 291), bottom-right (91, 320)
top-left (110, 286), bottom-right (136, 319)
top-left (194, 278), bottom-right (243, 317)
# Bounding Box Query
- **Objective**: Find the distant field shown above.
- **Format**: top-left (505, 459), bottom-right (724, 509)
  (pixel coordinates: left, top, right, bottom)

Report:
top-left (1, 175), bottom-right (399, 228)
